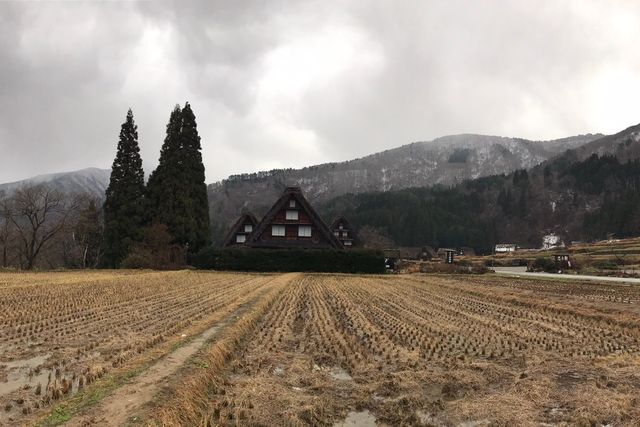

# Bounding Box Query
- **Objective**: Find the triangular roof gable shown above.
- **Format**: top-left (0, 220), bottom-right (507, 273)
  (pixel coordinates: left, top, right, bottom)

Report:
top-left (330, 216), bottom-right (353, 231)
top-left (248, 187), bottom-right (343, 248)
top-left (422, 246), bottom-right (437, 257)
top-left (222, 212), bottom-right (259, 247)
top-left (330, 216), bottom-right (359, 244)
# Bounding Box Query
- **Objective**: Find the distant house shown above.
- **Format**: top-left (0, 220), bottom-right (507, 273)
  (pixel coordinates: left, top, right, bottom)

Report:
top-left (495, 243), bottom-right (517, 253)
top-left (542, 233), bottom-right (564, 250)
top-left (382, 249), bottom-right (401, 271)
top-left (421, 246), bottom-right (437, 260)
top-left (247, 187), bottom-right (343, 249)
top-left (553, 253), bottom-right (572, 269)
top-left (222, 212), bottom-right (259, 247)
top-left (330, 217), bottom-right (358, 248)
top-left (437, 248), bottom-right (456, 264)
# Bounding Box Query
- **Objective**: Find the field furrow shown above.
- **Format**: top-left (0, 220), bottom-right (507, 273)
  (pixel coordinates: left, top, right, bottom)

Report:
top-left (2, 271), bottom-right (640, 426)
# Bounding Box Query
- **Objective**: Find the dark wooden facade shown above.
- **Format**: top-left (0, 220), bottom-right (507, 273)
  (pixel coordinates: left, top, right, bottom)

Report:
top-left (437, 248), bottom-right (456, 264)
top-left (222, 212), bottom-right (259, 247)
top-left (330, 217), bottom-right (357, 248)
top-left (247, 187), bottom-right (342, 249)
top-left (554, 253), bottom-right (572, 269)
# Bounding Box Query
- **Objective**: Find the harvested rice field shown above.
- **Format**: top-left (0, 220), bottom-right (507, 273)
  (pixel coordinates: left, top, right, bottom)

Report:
top-left (1, 271), bottom-right (640, 426)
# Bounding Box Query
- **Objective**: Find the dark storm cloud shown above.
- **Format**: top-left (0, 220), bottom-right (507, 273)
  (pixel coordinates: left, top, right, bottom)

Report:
top-left (1, 0), bottom-right (639, 183)
top-left (0, 1), bottom-right (148, 181)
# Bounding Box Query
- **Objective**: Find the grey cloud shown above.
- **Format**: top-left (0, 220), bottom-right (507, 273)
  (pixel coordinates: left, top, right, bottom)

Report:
top-left (1, 0), bottom-right (640, 184)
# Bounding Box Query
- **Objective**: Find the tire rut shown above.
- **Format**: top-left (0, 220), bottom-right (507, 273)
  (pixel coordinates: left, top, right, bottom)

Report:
top-left (63, 284), bottom-right (275, 426)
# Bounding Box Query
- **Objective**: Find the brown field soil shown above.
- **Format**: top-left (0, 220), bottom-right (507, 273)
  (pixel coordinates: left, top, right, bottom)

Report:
top-left (0, 270), bottom-right (290, 426)
top-left (1, 271), bottom-right (640, 426)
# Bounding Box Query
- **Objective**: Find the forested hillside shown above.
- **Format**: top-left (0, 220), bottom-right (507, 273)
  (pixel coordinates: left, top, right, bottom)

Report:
top-left (208, 133), bottom-right (599, 244)
top-left (319, 124), bottom-right (640, 251)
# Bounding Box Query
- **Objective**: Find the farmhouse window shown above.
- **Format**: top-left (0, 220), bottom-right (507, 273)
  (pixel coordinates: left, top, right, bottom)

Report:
top-left (344, 240), bottom-right (352, 246)
top-left (289, 200), bottom-right (296, 208)
top-left (271, 225), bottom-right (286, 236)
top-left (286, 210), bottom-right (298, 220)
top-left (298, 226), bottom-right (312, 237)
top-left (334, 231), bottom-right (339, 236)
top-left (339, 224), bottom-right (343, 230)
top-left (236, 234), bottom-right (246, 243)
top-left (341, 231), bottom-right (348, 238)
top-left (244, 224), bottom-right (253, 233)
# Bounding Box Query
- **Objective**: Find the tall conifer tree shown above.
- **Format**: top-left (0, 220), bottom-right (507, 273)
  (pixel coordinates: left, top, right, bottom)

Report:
top-left (102, 109), bottom-right (145, 267)
top-left (180, 102), bottom-right (211, 253)
top-left (146, 105), bottom-right (182, 227)
top-left (146, 102), bottom-right (210, 254)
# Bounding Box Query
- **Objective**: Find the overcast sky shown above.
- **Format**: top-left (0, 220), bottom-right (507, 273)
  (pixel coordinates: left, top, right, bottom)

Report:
top-left (1, 0), bottom-right (640, 183)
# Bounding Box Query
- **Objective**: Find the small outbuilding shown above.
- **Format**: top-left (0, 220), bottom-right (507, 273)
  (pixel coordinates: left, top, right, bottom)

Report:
top-left (437, 248), bottom-right (456, 264)
top-left (495, 243), bottom-right (517, 253)
top-left (222, 212), bottom-right (259, 247)
top-left (553, 253), bottom-right (572, 269)
top-left (330, 217), bottom-right (358, 248)
top-left (421, 246), bottom-right (437, 260)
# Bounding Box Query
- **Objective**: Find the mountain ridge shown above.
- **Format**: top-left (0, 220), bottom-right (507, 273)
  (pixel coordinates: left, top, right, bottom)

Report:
top-left (0, 131), bottom-right (609, 246)
top-left (318, 123), bottom-right (640, 250)
top-left (207, 132), bottom-right (602, 243)
top-left (0, 167), bottom-right (110, 199)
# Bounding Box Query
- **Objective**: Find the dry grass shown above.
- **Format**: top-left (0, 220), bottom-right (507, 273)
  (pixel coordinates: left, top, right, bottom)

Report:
top-left (145, 273), bottom-right (640, 426)
top-left (2, 271), bottom-right (640, 425)
top-left (0, 270), bottom-right (276, 424)
top-left (154, 273), bottom-right (299, 426)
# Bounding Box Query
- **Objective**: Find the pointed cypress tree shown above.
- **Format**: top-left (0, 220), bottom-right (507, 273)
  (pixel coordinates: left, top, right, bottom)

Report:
top-left (146, 105), bottom-right (183, 227)
top-left (146, 102), bottom-right (210, 255)
top-left (102, 109), bottom-right (146, 268)
top-left (180, 102), bottom-right (211, 253)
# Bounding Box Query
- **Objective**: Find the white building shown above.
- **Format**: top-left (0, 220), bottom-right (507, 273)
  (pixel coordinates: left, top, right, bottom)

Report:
top-left (495, 243), bottom-right (517, 253)
top-left (542, 234), bottom-right (564, 250)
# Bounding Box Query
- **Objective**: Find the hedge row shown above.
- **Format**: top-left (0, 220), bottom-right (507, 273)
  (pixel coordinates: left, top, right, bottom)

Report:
top-left (191, 247), bottom-right (386, 274)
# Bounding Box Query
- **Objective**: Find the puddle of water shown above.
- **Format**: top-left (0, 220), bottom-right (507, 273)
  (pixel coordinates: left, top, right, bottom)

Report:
top-left (0, 354), bottom-right (50, 396)
top-left (329, 367), bottom-right (352, 381)
top-left (0, 350), bottom-right (103, 399)
top-left (334, 410), bottom-right (377, 427)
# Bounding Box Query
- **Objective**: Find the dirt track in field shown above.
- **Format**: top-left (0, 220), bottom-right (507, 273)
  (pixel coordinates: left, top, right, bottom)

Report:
top-left (150, 273), bottom-right (640, 426)
top-left (64, 281), bottom-right (283, 427)
top-left (3, 271), bottom-right (640, 426)
top-left (0, 271), bottom-right (285, 426)
top-left (65, 302), bottom-right (245, 426)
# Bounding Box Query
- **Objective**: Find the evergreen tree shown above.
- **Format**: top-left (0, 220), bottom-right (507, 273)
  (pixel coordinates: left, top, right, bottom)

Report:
top-left (179, 102), bottom-right (211, 253)
top-left (146, 103), bottom-right (210, 254)
top-left (102, 109), bottom-right (146, 268)
top-left (146, 105), bottom-right (183, 227)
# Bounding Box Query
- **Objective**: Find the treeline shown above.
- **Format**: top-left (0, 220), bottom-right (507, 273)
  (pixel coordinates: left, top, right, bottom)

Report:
top-left (0, 103), bottom-right (210, 270)
top-left (2, 114), bottom-right (639, 268)
top-left (192, 248), bottom-right (385, 273)
top-left (102, 104), bottom-right (210, 268)
top-left (0, 186), bottom-right (103, 269)
top-left (320, 153), bottom-right (640, 251)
